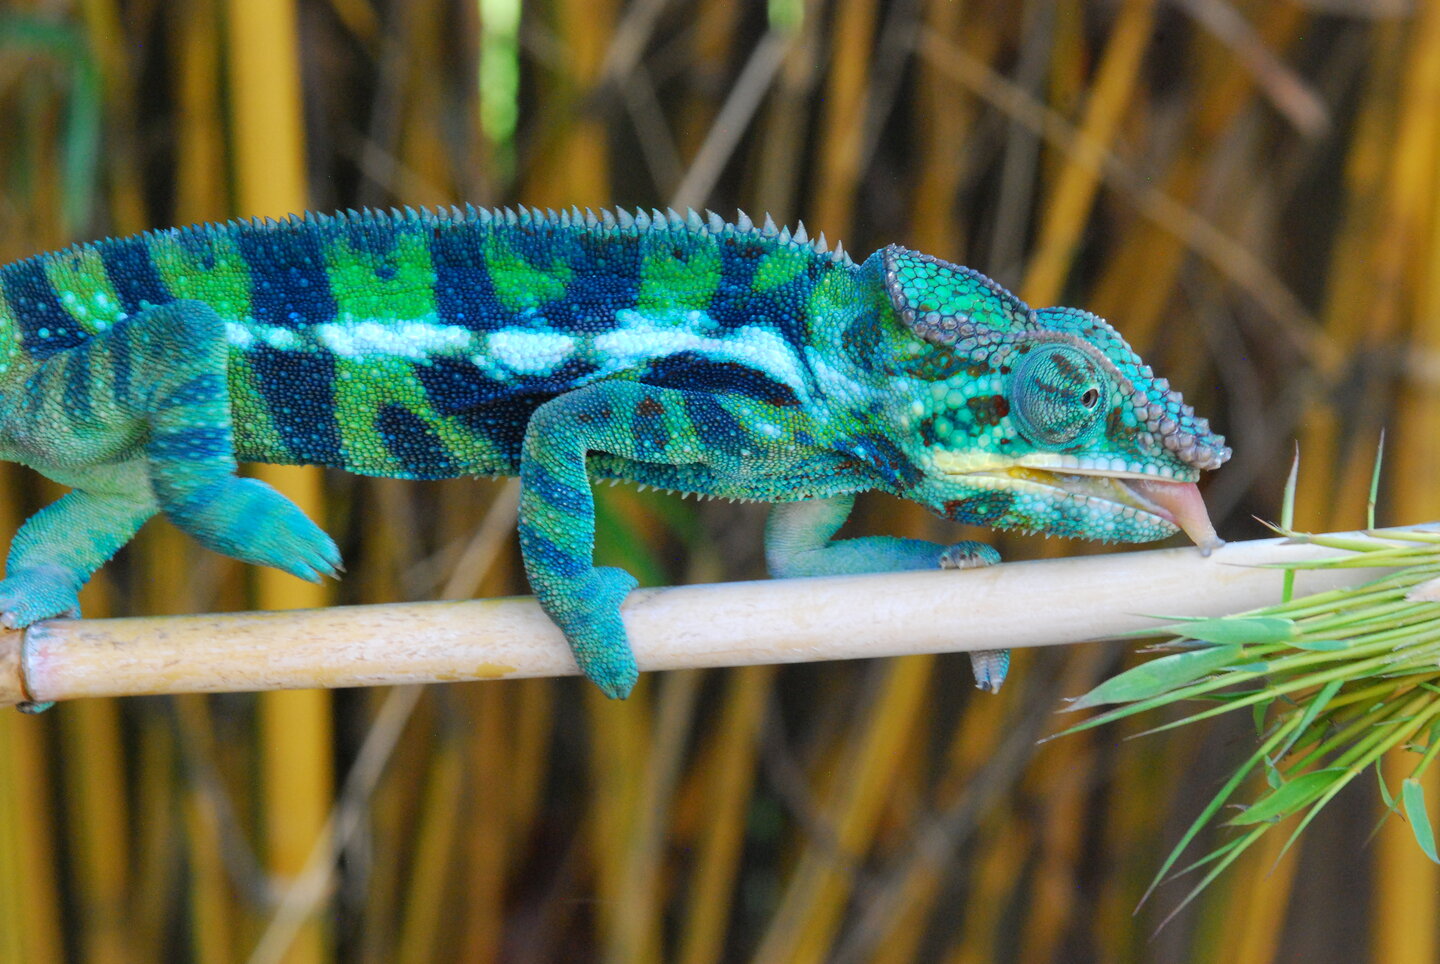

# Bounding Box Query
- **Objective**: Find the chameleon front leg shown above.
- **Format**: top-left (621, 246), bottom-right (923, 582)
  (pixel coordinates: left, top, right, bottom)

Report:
top-left (0, 463), bottom-right (157, 628)
top-left (1, 301), bottom-right (340, 596)
top-left (764, 494), bottom-right (1011, 692)
top-left (519, 381), bottom-right (745, 699)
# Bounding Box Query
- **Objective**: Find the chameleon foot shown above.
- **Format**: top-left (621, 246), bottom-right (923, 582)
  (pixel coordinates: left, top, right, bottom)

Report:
top-left (0, 565), bottom-right (82, 629)
top-left (938, 542), bottom-right (1008, 692)
top-left (938, 542), bottom-right (1001, 570)
top-left (545, 566), bottom-right (639, 700)
top-left (968, 650), bottom-right (1011, 693)
top-left (165, 478), bottom-right (342, 582)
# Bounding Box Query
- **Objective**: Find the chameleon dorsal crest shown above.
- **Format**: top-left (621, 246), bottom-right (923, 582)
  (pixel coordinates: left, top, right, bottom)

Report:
top-left (881, 245), bottom-right (1034, 346)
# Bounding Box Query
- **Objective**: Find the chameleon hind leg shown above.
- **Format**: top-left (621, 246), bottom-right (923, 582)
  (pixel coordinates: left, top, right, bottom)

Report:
top-left (764, 494), bottom-right (1010, 692)
top-left (518, 381), bottom-right (753, 700)
top-left (0, 300), bottom-right (339, 612)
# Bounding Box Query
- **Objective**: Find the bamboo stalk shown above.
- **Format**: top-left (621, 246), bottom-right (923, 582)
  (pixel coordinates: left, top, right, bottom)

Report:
top-left (0, 529), bottom-right (1420, 707)
top-left (223, 0), bottom-right (332, 960)
top-left (676, 664), bottom-right (776, 964)
top-left (1376, 2), bottom-right (1440, 960)
top-left (1020, 0), bottom-right (1155, 307)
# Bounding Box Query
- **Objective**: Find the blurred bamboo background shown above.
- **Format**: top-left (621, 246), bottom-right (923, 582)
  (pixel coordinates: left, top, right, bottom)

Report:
top-left (0, 0), bottom-right (1433, 960)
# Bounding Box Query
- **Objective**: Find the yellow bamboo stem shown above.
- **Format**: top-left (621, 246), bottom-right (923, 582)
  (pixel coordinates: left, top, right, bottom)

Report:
top-left (812, 0), bottom-right (876, 236)
top-left (1, 711), bottom-right (63, 962)
top-left (224, 1), bottom-right (332, 960)
top-left (677, 664), bottom-right (776, 964)
top-left (1377, 2), bottom-right (1440, 960)
top-left (947, 813), bottom-right (1031, 963)
top-left (458, 684), bottom-right (511, 961)
top-left (175, 696), bottom-right (237, 964)
top-left (61, 699), bottom-right (131, 964)
top-left (396, 725), bottom-right (465, 963)
top-left (1021, 0), bottom-right (1155, 307)
top-left (753, 654), bottom-right (936, 964)
top-left (1215, 829), bottom-right (1304, 964)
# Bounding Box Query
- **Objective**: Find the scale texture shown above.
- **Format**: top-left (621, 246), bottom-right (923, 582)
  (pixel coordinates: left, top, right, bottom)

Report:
top-left (0, 205), bottom-right (1229, 697)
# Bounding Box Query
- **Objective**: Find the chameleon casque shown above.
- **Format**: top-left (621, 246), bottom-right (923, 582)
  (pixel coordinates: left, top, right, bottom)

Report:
top-left (0, 205), bottom-right (1229, 699)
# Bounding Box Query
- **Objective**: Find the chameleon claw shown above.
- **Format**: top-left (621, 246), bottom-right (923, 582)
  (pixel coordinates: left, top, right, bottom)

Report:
top-left (938, 542), bottom-right (1001, 571)
top-left (968, 649), bottom-right (1010, 693)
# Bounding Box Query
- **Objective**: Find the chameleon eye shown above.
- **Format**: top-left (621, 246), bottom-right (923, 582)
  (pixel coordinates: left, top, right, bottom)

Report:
top-left (1010, 345), bottom-right (1108, 447)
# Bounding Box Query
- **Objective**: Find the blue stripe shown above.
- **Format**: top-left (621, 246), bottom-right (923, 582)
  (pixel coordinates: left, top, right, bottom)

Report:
top-left (62, 350), bottom-right (94, 422)
top-left (430, 221), bottom-right (508, 331)
top-left (523, 460), bottom-right (590, 517)
top-left (839, 434), bottom-right (922, 489)
top-left (155, 372), bottom-right (226, 410)
top-left (99, 236), bottom-right (171, 314)
top-left (640, 352), bottom-right (800, 407)
top-left (111, 327), bottom-right (134, 406)
top-left (416, 356), bottom-right (598, 416)
top-left (632, 398), bottom-right (670, 457)
top-left (235, 223), bottom-right (337, 328)
top-left (248, 345), bottom-right (343, 465)
top-left (147, 426), bottom-right (232, 461)
top-left (374, 403), bottom-right (457, 478)
top-left (517, 527), bottom-right (589, 579)
top-left (681, 394), bottom-right (746, 456)
top-left (515, 227), bottom-right (640, 332)
top-left (712, 234), bottom-right (819, 348)
top-left (176, 227), bottom-right (219, 270)
top-left (0, 259), bottom-right (88, 356)
top-left (343, 219), bottom-right (400, 260)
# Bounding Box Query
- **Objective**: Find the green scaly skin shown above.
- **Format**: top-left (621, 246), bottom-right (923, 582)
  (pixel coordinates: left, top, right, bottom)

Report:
top-left (0, 205), bottom-right (1229, 699)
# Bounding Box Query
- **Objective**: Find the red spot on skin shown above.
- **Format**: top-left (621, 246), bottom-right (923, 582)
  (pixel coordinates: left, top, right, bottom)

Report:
top-left (637, 397), bottom-right (664, 417)
top-left (967, 394), bottom-right (1010, 426)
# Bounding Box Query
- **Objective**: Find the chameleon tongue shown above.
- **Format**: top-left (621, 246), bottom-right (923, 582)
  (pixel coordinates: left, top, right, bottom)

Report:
top-left (1123, 478), bottom-right (1224, 553)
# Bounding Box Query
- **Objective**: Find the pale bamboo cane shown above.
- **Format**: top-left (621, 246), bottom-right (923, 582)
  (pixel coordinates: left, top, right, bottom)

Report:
top-left (0, 528), bottom-right (1423, 707)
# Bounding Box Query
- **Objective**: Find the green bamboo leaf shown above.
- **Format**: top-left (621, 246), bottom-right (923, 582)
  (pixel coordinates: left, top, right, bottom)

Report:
top-left (1228, 768), bottom-right (1348, 825)
top-left (1230, 661), bottom-right (1274, 674)
top-left (1165, 616), bottom-right (1297, 645)
top-left (1067, 645), bottom-right (1242, 710)
top-left (1377, 763), bottom-right (1396, 812)
top-left (1289, 638), bottom-right (1352, 651)
top-left (1403, 779), bottom-right (1439, 863)
top-left (1275, 678), bottom-right (1343, 762)
top-left (1252, 698), bottom-right (1271, 737)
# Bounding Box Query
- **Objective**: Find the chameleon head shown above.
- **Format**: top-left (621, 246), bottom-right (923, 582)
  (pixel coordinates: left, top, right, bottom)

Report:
top-left (876, 245), bottom-right (1230, 548)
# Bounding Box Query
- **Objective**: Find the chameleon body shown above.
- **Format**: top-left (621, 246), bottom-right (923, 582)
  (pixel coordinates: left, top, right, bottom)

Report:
top-left (0, 205), bottom-right (1229, 698)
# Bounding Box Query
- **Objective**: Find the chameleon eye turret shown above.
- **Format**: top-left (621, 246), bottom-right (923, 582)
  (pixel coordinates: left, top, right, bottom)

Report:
top-left (1009, 344), bottom-right (1109, 448)
top-left (0, 207), bottom-right (1229, 699)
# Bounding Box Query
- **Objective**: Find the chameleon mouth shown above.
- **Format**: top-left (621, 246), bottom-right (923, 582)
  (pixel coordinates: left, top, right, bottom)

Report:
top-left (972, 467), bottom-right (1223, 551)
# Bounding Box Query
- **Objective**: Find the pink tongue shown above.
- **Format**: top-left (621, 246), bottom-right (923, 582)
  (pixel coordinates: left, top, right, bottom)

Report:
top-left (1125, 479), bottom-right (1223, 553)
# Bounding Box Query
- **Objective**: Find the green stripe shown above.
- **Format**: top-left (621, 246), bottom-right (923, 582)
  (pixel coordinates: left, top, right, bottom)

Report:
top-left (753, 245), bottom-right (807, 291)
top-left (325, 229), bottom-right (439, 323)
top-left (228, 351), bottom-right (290, 461)
top-left (150, 230), bottom-right (253, 323)
top-left (41, 246), bottom-right (127, 336)
top-left (636, 232), bottom-right (719, 311)
top-left (482, 233), bottom-right (570, 311)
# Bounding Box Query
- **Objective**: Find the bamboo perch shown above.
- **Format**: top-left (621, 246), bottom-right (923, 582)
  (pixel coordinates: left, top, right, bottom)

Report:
top-left (0, 528), bottom-right (1427, 708)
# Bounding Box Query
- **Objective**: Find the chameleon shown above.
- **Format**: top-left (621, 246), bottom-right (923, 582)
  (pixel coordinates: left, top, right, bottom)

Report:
top-left (0, 204), bottom-right (1229, 700)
